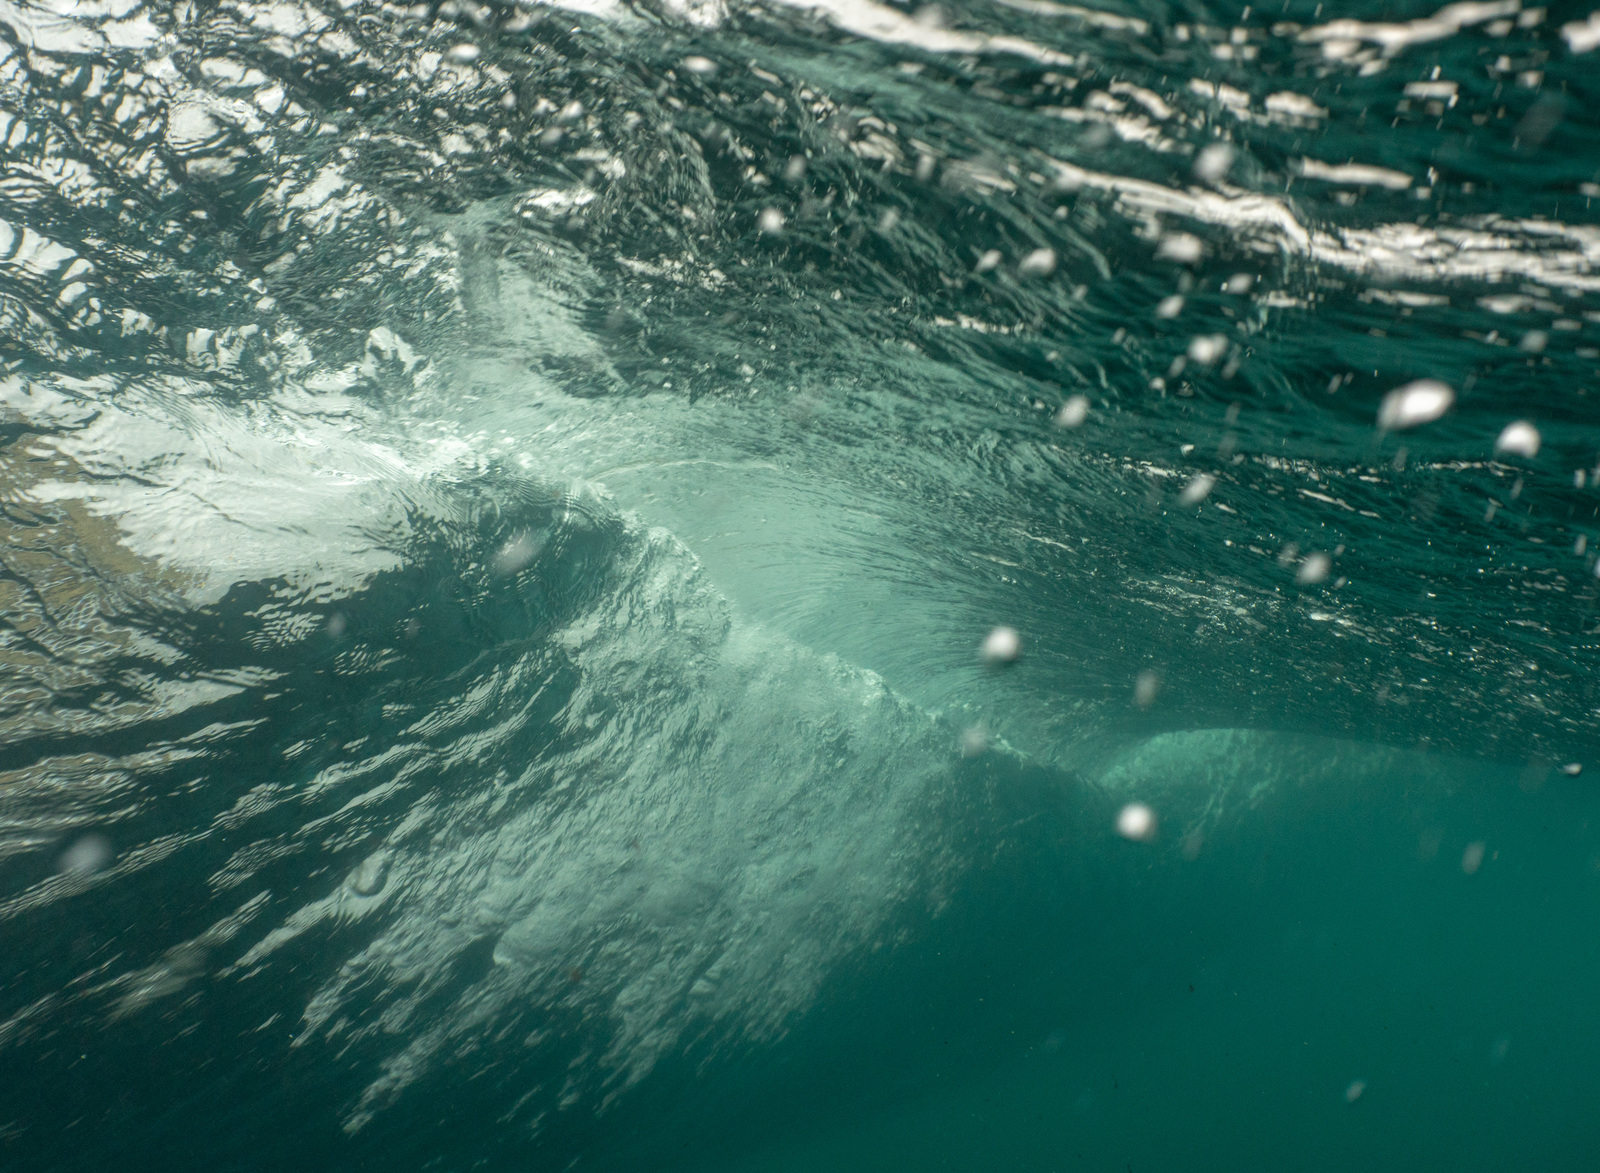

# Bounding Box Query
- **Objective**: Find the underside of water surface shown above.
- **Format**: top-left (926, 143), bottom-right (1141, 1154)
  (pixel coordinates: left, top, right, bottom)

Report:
top-left (2, 0), bottom-right (1600, 1168)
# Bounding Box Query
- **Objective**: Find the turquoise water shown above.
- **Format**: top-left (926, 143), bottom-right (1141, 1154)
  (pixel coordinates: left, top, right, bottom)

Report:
top-left (2, 0), bottom-right (1600, 1168)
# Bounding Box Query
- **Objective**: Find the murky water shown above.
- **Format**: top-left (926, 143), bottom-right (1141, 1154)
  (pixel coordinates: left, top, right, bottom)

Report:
top-left (2, 0), bottom-right (1599, 1168)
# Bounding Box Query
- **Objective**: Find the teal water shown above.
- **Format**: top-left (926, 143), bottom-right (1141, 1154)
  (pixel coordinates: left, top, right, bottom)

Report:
top-left (2, 0), bottom-right (1600, 1169)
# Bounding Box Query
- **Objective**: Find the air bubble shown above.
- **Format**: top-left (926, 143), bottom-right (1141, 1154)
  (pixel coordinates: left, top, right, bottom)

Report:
top-left (493, 531), bottom-right (542, 576)
top-left (58, 834), bottom-right (112, 876)
top-left (1297, 552), bottom-right (1331, 584)
top-left (350, 850), bottom-right (390, 896)
top-left (1495, 420), bottom-right (1541, 458)
top-left (1377, 379), bottom-right (1453, 430)
top-left (979, 626), bottom-right (1021, 664)
top-left (1157, 234), bottom-right (1204, 263)
top-left (1018, 248), bottom-right (1057, 277)
top-left (1179, 473), bottom-right (1215, 505)
top-left (1193, 142), bottom-right (1236, 183)
top-left (1187, 335), bottom-right (1227, 365)
top-left (1116, 802), bottom-right (1157, 842)
top-left (1055, 395), bottom-right (1090, 428)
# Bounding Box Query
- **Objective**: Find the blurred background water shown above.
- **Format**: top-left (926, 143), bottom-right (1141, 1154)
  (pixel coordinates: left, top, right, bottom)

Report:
top-left (2, 0), bottom-right (1600, 1168)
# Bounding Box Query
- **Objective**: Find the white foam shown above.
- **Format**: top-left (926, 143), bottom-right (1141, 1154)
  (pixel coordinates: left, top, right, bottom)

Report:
top-left (1298, 159), bottom-right (1413, 190)
top-left (762, 0), bottom-right (1076, 65)
top-left (1298, 0), bottom-right (1519, 56)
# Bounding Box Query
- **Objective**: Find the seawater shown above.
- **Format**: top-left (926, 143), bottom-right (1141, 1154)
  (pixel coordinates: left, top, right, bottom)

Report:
top-left (2, 0), bottom-right (1599, 1170)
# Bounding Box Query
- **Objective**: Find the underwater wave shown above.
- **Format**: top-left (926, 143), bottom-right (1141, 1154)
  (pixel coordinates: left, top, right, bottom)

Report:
top-left (3, 0), bottom-right (1600, 1167)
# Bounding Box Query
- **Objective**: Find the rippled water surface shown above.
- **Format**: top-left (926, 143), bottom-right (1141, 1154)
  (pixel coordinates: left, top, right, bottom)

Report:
top-left (3, 0), bottom-right (1600, 1168)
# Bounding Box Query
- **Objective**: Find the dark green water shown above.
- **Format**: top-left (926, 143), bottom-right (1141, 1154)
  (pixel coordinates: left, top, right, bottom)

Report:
top-left (2, 0), bottom-right (1600, 1169)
